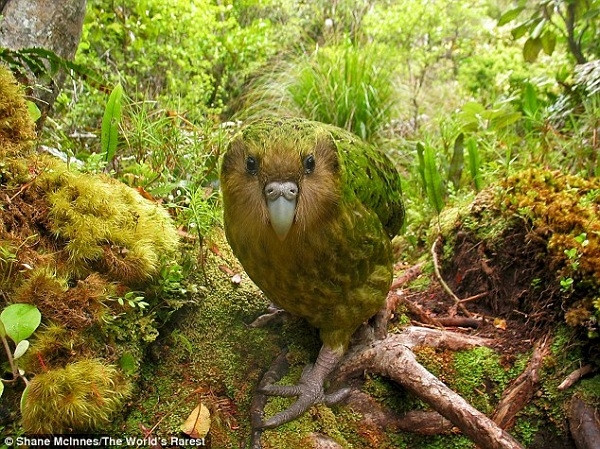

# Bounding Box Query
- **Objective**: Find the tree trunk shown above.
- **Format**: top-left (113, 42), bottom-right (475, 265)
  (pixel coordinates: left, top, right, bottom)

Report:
top-left (0, 0), bottom-right (88, 125)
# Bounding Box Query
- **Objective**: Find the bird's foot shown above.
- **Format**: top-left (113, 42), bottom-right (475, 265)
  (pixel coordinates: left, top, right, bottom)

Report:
top-left (257, 346), bottom-right (350, 429)
top-left (249, 304), bottom-right (290, 328)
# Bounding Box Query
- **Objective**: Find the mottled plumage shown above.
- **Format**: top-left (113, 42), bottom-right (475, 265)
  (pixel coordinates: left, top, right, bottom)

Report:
top-left (220, 117), bottom-right (404, 426)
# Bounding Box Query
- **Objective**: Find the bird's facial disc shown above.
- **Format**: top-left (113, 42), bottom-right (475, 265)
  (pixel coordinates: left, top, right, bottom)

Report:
top-left (264, 181), bottom-right (298, 240)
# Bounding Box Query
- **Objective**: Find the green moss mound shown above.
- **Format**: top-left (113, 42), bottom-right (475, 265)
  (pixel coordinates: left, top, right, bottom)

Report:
top-left (21, 359), bottom-right (131, 433)
top-left (0, 64), bottom-right (182, 435)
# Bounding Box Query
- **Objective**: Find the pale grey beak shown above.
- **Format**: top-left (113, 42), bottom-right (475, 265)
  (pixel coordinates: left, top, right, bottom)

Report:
top-left (265, 181), bottom-right (298, 240)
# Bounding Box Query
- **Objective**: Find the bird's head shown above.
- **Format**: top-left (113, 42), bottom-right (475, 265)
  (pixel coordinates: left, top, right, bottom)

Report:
top-left (221, 120), bottom-right (342, 242)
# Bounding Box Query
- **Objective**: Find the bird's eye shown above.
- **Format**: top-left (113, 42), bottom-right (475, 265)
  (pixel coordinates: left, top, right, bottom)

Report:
top-left (245, 156), bottom-right (259, 175)
top-left (303, 154), bottom-right (315, 174)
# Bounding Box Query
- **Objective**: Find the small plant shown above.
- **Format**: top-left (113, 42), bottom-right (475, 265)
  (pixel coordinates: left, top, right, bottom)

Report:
top-left (101, 82), bottom-right (124, 166)
top-left (0, 303), bottom-right (42, 399)
top-left (110, 291), bottom-right (149, 310)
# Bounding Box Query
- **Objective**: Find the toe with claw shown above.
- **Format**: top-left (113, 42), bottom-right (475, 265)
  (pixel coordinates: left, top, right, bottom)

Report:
top-left (257, 345), bottom-right (349, 429)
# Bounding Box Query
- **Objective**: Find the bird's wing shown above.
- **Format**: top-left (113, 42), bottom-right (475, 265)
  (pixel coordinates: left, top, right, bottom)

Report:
top-left (330, 127), bottom-right (405, 237)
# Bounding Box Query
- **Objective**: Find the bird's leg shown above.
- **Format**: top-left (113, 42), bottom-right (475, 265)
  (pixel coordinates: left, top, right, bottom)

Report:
top-left (258, 345), bottom-right (350, 429)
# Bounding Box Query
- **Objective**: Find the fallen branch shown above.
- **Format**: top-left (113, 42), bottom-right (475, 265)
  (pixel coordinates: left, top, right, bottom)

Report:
top-left (335, 331), bottom-right (523, 449)
top-left (558, 364), bottom-right (594, 391)
top-left (568, 397), bottom-right (600, 449)
top-left (492, 335), bottom-right (551, 429)
top-left (401, 293), bottom-right (442, 327)
top-left (390, 262), bottom-right (424, 290)
top-left (436, 317), bottom-right (481, 328)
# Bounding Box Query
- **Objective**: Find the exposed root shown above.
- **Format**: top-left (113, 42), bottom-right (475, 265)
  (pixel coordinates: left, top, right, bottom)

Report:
top-left (568, 396), bottom-right (600, 449)
top-left (345, 390), bottom-right (453, 435)
top-left (492, 335), bottom-right (551, 429)
top-left (305, 433), bottom-right (344, 449)
top-left (431, 236), bottom-right (471, 317)
top-left (558, 364), bottom-right (595, 391)
top-left (334, 330), bottom-right (522, 449)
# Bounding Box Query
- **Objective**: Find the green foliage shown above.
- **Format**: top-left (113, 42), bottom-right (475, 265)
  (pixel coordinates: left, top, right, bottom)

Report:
top-left (240, 43), bottom-right (397, 141)
top-left (101, 83), bottom-right (124, 164)
top-left (499, 0), bottom-right (600, 64)
top-left (0, 47), bottom-right (101, 90)
top-left (417, 142), bottom-right (445, 214)
top-left (0, 304), bottom-right (41, 344)
top-left (466, 137), bottom-right (482, 191)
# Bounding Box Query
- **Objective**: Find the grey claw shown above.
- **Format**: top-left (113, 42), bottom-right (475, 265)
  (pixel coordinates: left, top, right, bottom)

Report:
top-left (324, 387), bottom-right (351, 406)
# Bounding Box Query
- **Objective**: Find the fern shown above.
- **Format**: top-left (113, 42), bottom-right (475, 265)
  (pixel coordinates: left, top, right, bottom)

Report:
top-left (0, 47), bottom-right (103, 89)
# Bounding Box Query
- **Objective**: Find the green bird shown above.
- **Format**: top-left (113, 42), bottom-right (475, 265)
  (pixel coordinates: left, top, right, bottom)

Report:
top-left (220, 117), bottom-right (404, 428)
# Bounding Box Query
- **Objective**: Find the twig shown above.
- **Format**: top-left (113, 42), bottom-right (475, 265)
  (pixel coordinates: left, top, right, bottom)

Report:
top-left (431, 236), bottom-right (471, 316)
top-left (390, 262), bottom-right (425, 290)
top-left (436, 317), bottom-right (481, 329)
top-left (458, 291), bottom-right (489, 304)
top-left (558, 364), bottom-right (595, 391)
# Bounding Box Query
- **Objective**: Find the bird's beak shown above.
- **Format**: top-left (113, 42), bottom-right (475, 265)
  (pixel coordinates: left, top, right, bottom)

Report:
top-left (264, 181), bottom-right (298, 241)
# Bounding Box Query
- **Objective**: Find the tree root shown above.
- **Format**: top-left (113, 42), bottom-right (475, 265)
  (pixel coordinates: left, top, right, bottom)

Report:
top-left (568, 396), bottom-right (600, 449)
top-left (334, 330), bottom-right (523, 449)
top-left (492, 334), bottom-right (551, 429)
top-left (345, 390), bottom-right (453, 435)
top-left (431, 236), bottom-right (472, 317)
top-left (558, 364), bottom-right (595, 391)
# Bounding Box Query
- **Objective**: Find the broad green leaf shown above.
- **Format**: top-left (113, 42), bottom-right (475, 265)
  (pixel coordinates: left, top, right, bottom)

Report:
top-left (541, 31), bottom-right (556, 55)
top-left (0, 380), bottom-right (3, 399)
top-left (523, 37), bottom-right (543, 63)
top-left (522, 83), bottom-right (538, 117)
top-left (511, 22), bottom-right (529, 39)
top-left (0, 319), bottom-right (5, 337)
top-left (498, 7), bottom-right (524, 26)
top-left (13, 339), bottom-right (30, 359)
top-left (20, 383), bottom-right (29, 414)
top-left (26, 101), bottom-right (41, 122)
top-left (0, 304), bottom-right (41, 344)
top-left (448, 133), bottom-right (465, 189)
top-left (466, 137), bottom-right (482, 191)
top-left (101, 82), bottom-right (124, 164)
top-left (490, 111), bottom-right (522, 130)
top-left (119, 352), bottom-right (137, 375)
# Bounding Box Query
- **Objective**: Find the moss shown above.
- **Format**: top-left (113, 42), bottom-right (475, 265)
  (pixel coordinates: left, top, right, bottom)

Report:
top-left (33, 158), bottom-right (179, 283)
top-left (451, 347), bottom-right (511, 414)
top-left (0, 65), bottom-right (36, 158)
top-left (21, 359), bottom-right (132, 433)
top-left (0, 67), bottom-right (186, 436)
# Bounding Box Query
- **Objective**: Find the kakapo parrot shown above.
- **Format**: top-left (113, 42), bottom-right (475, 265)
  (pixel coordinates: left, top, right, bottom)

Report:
top-left (220, 117), bottom-right (404, 428)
